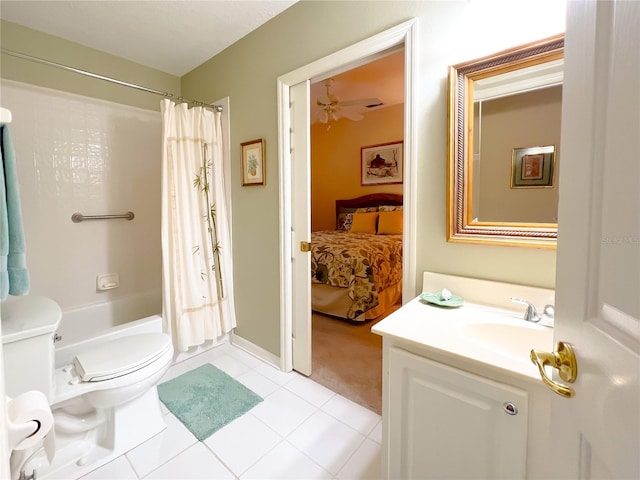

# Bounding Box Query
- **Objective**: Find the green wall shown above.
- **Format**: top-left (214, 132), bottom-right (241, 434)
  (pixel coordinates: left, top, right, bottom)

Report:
top-left (181, 0), bottom-right (561, 357)
top-left (0, 1), bottom-right (563, 359)
top-left (1, 20), bottom-right (180, 111)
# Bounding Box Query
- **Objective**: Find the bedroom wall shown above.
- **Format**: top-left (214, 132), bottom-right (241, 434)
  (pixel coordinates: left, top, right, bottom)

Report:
top-left (311, 104), bottom-right (404, 232)
top-left (181, 0), bottom-right (565, 357)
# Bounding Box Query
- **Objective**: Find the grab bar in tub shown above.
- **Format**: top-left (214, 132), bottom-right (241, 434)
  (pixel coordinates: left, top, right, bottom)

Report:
top-left (71, 211), bottom-right (135, 223)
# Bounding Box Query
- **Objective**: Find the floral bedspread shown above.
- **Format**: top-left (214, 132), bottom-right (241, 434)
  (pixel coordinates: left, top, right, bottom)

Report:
top-left (310, 230), bottom-right (403, 319)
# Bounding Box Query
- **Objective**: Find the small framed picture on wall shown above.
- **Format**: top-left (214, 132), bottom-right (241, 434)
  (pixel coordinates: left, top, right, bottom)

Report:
top-left (511, 145), bottom-right (555, 188)
top-left (361, 141), bottom-right (403, 186)
top-left (241, 138), bottom-right (265, 186)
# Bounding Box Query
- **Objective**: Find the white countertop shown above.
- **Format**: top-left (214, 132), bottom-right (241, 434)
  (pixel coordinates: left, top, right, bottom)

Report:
top-left (372, 295), bottom-right (554, 383)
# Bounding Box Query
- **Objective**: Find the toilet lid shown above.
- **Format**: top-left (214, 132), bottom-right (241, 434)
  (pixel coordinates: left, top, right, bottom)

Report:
top-left (73, 333), bottom-right (172, 382)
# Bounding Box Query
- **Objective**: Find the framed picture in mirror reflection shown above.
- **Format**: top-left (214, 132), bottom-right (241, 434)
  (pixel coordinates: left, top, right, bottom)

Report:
top-left (511, 145), bottom-right (555, 188)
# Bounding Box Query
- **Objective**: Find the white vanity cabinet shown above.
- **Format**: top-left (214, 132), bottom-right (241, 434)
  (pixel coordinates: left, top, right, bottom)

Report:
top-left (373, 272), bottom-right (558, 480)
top-left (387, 346), bottom-right (528, 479)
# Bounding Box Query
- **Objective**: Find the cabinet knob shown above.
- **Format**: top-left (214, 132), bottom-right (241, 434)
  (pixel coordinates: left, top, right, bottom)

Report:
top-left (503, 402), bottom-right (518, 415)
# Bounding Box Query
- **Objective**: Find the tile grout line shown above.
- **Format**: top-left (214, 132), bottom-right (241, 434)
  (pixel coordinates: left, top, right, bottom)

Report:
top-left (123, 452), bottom-right (141, 480)
top-left (285, 407), bottom-right (370, 478)
top-left (97, 341), bottom-right (379, 479)
top-left (133, 418), bottom-right (199, 480)
top-left (236, 350), bottom-right (381, 449)
top-left (199, 440), bottom-right (243, 479)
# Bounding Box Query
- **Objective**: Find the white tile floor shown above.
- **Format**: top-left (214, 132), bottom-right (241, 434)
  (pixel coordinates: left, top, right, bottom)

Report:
top-left (80, 343), bottom-right (382, 480)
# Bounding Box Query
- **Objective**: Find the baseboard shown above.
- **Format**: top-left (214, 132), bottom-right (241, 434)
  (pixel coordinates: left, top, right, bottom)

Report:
top-left (231, 333), bottom-right (282, 370)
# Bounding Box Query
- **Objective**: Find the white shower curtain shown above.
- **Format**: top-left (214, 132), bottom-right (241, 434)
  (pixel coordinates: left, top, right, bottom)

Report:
top-left (160, 99), bottom-right (236, 352)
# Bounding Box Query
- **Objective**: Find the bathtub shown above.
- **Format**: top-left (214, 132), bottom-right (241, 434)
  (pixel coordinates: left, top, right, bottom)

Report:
top-left (54, 290), bottom-right (162, 368)
top-left (53, 289), bottom-right (228, 368)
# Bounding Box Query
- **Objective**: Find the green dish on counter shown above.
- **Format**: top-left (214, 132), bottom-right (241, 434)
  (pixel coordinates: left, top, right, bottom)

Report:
top-left (420, 292), bottom-right (464, 308)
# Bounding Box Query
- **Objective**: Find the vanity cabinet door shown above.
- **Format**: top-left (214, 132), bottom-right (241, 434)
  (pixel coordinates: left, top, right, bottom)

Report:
top-left (387, 347), bottom-right (528, 479)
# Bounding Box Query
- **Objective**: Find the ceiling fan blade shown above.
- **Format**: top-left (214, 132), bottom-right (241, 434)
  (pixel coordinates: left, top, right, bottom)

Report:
top-left (311, 109), bottom-right (326, 123)
top-left (339, 98), bottom-right (382, 107)
top-left (338, 109), bottom-right (364, 121)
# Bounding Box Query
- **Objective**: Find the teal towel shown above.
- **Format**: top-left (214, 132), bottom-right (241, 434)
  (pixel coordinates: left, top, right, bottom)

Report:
top-left (1, 124), bottom-right (29, 300)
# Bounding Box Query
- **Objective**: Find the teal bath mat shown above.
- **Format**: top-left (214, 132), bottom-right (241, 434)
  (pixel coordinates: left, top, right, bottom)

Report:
top-left (157, 363), bottom-right (263, 441)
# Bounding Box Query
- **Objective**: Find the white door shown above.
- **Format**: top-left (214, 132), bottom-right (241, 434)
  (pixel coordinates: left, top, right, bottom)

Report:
top-left (290, 80), bottom-right (312, 375)
top-left (550, 0), bottom-right (639, 478)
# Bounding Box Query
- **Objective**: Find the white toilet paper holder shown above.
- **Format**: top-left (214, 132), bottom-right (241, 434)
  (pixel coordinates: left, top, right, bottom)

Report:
top-left (7, 420), bottom-right (38, 452)
top-left (6, 391), bottom-right (55, 480)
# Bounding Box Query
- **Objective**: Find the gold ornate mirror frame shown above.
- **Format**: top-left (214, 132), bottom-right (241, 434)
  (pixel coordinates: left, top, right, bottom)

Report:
top-left (447, 35), bottom-right (564, 248)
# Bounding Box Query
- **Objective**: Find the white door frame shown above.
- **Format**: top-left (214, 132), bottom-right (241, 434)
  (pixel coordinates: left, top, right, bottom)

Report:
top-left (277, 19), bottom-right (418, 371)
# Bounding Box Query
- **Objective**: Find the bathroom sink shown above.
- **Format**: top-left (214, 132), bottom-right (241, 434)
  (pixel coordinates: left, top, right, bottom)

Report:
top-left (462, 321), bottom-right (553, 362)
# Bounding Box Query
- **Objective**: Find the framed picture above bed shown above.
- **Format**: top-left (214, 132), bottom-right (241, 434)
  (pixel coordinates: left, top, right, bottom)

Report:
top-left (361, 141), bottom-right (403, 186)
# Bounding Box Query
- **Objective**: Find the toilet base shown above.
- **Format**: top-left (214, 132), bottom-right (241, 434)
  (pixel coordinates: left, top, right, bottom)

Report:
top-left (14, 387), bottom-right (166, 480)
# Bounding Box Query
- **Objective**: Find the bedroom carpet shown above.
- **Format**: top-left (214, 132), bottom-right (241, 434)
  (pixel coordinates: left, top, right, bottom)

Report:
top-left (310, 307), bottom-right (400, 415)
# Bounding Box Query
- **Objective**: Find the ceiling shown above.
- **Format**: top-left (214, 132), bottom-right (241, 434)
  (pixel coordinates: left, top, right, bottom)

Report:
top-left (310, 49), bottom-right (405, 125)
top-left (1, 0), bottom-right (404, 122)
top-left (0, 0), bottom-right (298, 76)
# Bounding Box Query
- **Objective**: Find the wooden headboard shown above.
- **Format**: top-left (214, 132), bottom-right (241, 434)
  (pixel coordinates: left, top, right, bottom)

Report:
top-left (335, 193), bottom-right (403, 219)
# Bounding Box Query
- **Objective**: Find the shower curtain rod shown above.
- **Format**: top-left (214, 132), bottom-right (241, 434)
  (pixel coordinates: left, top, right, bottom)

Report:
top-left (1, 48), bottom-right (222, 112)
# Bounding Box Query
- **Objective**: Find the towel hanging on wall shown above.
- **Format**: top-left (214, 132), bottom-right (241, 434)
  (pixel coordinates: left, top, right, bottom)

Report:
top-left (1, 123), bottom-right (30, 300)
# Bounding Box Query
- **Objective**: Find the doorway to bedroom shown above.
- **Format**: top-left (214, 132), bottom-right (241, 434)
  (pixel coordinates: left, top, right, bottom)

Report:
top-left (278, 20), bottom-right (418, 409)
top-left (308, 50), bottom-right (405, 414)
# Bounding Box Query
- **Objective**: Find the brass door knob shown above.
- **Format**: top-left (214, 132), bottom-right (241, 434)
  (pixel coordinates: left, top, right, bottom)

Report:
top-left (530, 341), bottom-right (578, 398)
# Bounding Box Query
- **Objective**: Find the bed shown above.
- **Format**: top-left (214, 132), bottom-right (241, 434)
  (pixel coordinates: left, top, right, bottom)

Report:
top-left (311, 193), bottom-right (403, 321)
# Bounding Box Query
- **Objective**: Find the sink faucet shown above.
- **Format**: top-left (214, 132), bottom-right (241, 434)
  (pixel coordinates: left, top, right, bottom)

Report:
top-left (510, 297), bottom-right (541, 322)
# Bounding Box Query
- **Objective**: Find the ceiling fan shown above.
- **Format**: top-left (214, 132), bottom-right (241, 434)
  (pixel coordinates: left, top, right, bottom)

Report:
top-left (315, 78), bottom-right (382, 124)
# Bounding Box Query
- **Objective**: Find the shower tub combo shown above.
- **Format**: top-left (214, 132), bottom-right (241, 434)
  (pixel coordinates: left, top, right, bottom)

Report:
top-left (54, 291), bottom-right (163, 368)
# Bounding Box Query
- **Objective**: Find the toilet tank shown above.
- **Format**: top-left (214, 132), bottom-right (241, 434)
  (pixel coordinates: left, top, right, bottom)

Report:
top-left (1, 296), bottom-right (62, 402)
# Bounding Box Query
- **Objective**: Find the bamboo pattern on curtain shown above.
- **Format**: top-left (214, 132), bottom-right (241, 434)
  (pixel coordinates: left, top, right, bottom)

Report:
top-left (194, 143), bottom-right (225, 297)
top-left (160, 100), bottom-right (236, 352)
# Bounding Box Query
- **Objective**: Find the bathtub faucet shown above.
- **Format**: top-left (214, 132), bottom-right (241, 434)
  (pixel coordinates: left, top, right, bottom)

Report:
top-left (510, 297), bottom-right (541, 323)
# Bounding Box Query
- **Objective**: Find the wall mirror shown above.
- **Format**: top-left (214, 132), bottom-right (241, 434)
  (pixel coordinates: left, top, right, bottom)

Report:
top-left (447, 34), bottom-right (564, 248)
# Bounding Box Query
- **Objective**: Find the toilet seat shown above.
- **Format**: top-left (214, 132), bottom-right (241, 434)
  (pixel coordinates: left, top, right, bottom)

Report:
top-left (73, 333), bottom-right (172, 382)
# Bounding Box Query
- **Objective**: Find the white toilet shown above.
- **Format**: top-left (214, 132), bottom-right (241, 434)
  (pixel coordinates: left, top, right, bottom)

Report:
top-left (2, 295), bottom-right (173, 479)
